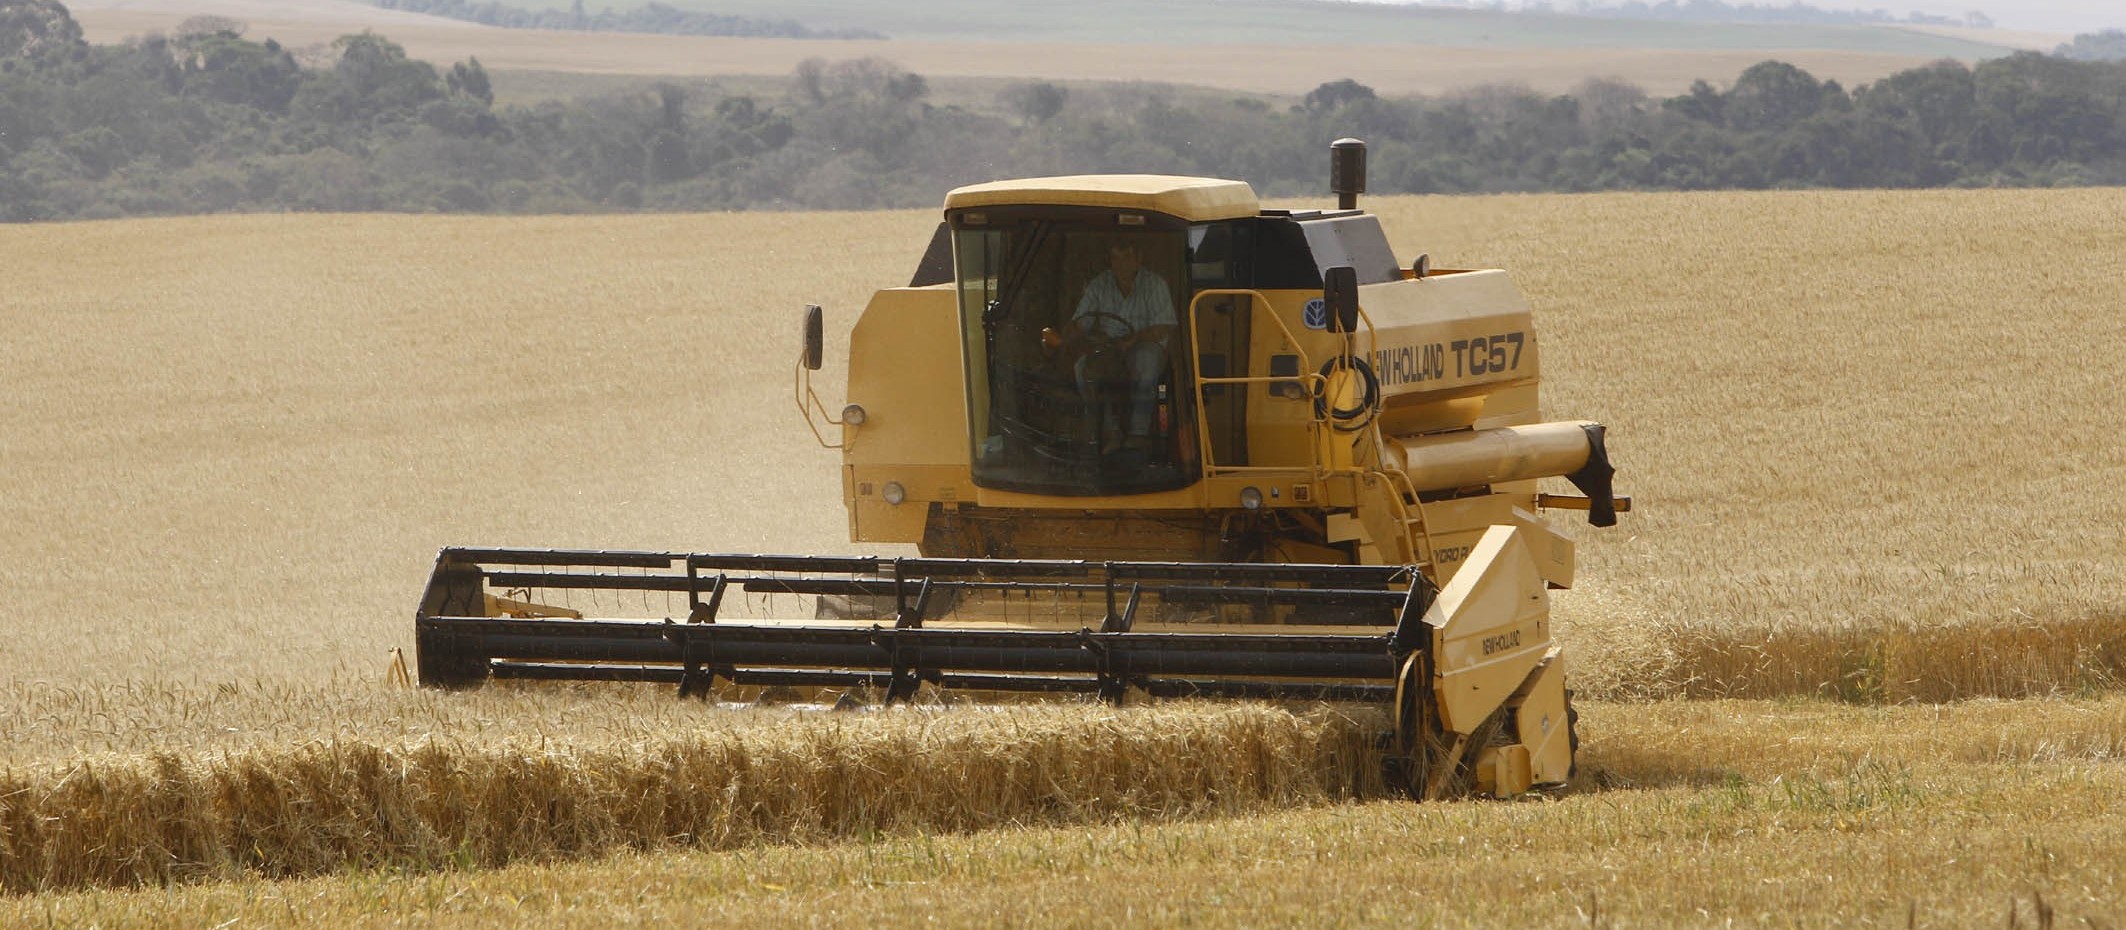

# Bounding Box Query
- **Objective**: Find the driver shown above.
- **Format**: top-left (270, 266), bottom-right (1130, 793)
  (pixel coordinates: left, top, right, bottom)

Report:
top-left (1043, 239), bottom-right (1177, 453)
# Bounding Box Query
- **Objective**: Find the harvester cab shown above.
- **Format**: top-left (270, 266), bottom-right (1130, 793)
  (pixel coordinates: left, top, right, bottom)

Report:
top-left (417, 139), bottom-right (1628, 799)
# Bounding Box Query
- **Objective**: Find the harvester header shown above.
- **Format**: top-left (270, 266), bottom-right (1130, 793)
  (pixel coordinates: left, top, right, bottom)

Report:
top-left (418, 548), bottom-right (1424, 703)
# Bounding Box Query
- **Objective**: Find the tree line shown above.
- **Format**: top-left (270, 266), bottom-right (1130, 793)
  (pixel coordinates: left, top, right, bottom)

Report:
top-left (2055, 30), bottom-right (2126, 62)
top-left (4, 0), bottom-right (2126, 222)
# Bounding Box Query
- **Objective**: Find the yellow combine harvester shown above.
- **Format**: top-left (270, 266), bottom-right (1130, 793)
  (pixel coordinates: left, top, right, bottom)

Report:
top-left (416, 140), bottom-right (1627, 798)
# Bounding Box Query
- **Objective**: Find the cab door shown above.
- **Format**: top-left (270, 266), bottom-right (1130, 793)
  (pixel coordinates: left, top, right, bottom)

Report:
top-left (1188, 223), bottom-right (1251, 467)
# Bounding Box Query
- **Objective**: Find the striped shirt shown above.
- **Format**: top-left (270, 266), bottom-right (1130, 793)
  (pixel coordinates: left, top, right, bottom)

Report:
top-left (1073, 268), bottom-right (1176, 337)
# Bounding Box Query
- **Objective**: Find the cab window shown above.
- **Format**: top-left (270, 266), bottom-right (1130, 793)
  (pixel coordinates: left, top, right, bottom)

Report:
top-left (954, 209), bottom-right (1200, 496)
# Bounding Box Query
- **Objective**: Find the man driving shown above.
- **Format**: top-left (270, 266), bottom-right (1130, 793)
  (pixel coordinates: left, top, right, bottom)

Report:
top-left (1044, 239), bottom-right (1177, 453)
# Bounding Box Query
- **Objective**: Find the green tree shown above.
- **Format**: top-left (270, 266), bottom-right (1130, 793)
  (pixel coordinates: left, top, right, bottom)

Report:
top-left (303, 32), bottom-right (441, 125)
top-left (795, 58), bottom-right (929, 164)
top-left (2055, 30), bottom-right (2126, 62)
top-left (1573, 77), bottom-right (1650, 135)
top-left (646, 82), bottom-right (692, 182)
top-left (180, 32), bottom-right (301, 112)
top-left (1303, 78), bottom-right (1375, 113)
top-left (1857, 61), bottom-right (1975, 142)
top-left (1974, 52), bottom-right (2121, 168)
top-left (1001, 81), bottom-right (1066, 124)
top-left (446, 56), bottom-right (491, 106)
top-left (1665, 79), bottom-right (1725, 123)
top-left (1725, 61), bottom-right (1829, 133)
top-left (0, 62), bottom-right (53, 153)
top-left (0, 0), bottom-right (81, 62)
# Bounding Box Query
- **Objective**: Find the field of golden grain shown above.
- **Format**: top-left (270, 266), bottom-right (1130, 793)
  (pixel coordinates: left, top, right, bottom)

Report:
top-left (6, 190), bottom-right (2120, 697)
top-left (3, 188), bottom-right (2123, 923)
top-left (7, 698), bottom-right (2123, 925)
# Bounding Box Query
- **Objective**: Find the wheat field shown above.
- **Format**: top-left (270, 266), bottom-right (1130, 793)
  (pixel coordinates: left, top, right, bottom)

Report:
top-left (4, 190), bottom-right (2120, 698)
top-left (5, 697), bottom-right (2123, 924)
top-left (0, 702), bottom-right (1388, 894)
top-left (3, 189), bottom-right (2124, 920)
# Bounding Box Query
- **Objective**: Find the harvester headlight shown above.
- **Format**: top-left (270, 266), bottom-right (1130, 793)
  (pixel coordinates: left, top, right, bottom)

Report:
top-left (882, 481), bottom-right (907, 505)
top-left (841, 404), bottom-right (867, 426)
top-left (1239, 486), bottom-right (1264, 510)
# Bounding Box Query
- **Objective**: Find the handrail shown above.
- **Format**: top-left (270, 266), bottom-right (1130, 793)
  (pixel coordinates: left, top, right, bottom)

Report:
top-left (1173, 287), bottom-right (1437, 570)
top-left (794, 357), bottom-right (854, 451)
top-left (1374, 467), bottom-right (1438, 568)
top-left (1184, 289), bottom-right (1329, 480)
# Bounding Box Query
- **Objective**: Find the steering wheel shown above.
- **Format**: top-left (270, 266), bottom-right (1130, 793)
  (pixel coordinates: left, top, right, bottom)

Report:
top-left (994, 414), bottom-right (1079, 465)
top-left (1072, 311), bottom-right (1137, 356)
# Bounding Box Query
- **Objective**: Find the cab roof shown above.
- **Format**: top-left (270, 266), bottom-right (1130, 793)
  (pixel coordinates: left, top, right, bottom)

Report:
top-left (942, 175), bottom-right (1259, 223)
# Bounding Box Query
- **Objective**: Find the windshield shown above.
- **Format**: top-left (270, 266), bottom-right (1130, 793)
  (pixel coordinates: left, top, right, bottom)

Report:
top-left (955, 213), bottom-right (1199, 496)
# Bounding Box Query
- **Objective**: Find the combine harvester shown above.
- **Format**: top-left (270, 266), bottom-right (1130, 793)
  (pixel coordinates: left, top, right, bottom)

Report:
top-left (415, 140), bottom-right (1628, 799)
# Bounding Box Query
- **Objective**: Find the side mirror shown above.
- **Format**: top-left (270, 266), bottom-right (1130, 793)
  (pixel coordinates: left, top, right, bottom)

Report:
top-left (800, 304), bottom-right (823, 371)
top-left (1323, 265), bottom-right (1360, 333)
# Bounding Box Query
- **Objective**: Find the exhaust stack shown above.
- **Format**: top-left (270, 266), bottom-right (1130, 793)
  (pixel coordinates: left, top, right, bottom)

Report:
top-left (1331, 137), bottom-right (1366, 210)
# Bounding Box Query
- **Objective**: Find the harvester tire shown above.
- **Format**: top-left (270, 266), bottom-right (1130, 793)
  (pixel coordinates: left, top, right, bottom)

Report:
top-left (1565, 689), bottom-right (1580, 779)
top-left (1388, 652), bottom-right (1437, 798)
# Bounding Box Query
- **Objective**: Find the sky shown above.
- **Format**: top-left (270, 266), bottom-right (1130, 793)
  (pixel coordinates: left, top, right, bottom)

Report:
top-left (1393, 0), bottom-right (2119, 35)
top-left (1769, 0), bottom-right (2116, 33)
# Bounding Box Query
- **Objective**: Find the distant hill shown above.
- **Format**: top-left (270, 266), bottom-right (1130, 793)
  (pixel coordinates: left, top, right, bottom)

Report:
top-left (370, 0), bottom-right (882, 39)
top-left (1558, 0), bottom-right (1993, 29)
top-left (453, 0), bottom-right (2015, 56)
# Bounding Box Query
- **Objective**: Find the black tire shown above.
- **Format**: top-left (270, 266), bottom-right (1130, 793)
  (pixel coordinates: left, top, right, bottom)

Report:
top-left (1565, 689), bottom-right (1581, 780)
top-left (1386, 652), bottom-right (1432, 798)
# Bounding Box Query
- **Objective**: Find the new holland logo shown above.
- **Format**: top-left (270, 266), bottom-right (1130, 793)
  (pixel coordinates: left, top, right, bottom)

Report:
top-left (1302, 298), bottom-right (1328, 330)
